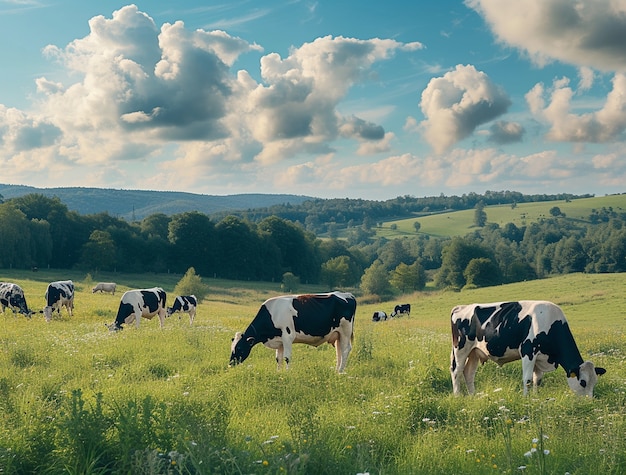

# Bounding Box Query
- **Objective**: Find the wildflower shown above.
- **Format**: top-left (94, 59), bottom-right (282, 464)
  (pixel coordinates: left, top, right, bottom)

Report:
top-left (263, 460), bottom-right (269, 466)
top-left (346, 445), bottom-right (353, 449)
top-left (543, 449), bottom-right (550, 455)
top-left (517, 466), bottom-right (526, 471)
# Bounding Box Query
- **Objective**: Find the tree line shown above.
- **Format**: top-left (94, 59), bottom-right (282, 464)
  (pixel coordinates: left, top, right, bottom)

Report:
top-left (0, 192), bottom-right (624, 298)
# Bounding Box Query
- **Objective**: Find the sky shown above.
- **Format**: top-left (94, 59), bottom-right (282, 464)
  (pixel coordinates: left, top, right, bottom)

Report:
top-left (1, 0), bottom-right (625, 201)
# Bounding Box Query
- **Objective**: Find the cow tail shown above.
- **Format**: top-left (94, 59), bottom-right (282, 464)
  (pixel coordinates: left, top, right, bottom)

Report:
top-left (451, 307), bottom-right (460, 347)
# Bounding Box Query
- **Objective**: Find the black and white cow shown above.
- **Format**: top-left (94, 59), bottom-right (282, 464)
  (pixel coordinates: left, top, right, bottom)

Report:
top-left (42, 280), bottom-right (75, 322)
top-left (167, 295), bottom-right (197, 324)
top-left (92, 282), bottom-right (116, 294)
top-left (106, 287), bottom-right (167, 331)
top-left (230, 291), bottom-right (357, 372)
top-left (391, 303), bottom-right (410, 318)
top-left (372, 311), bottom-right (387, 322)
top-left (0, 282), bottom-right (32, 316)
top-left (450, 300), bottom-right (606, 396)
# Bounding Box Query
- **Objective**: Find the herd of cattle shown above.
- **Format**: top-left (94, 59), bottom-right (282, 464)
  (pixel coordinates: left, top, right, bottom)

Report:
top-left (0, 281), bottom-right (606, 397)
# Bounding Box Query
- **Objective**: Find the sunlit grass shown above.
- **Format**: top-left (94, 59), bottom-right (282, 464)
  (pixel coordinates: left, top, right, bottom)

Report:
top-left (0, 271), bottom-right (624, 473)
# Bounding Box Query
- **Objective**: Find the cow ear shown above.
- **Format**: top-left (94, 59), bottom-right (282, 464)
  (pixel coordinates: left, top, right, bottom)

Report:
top-left (596, 367), bottom-right (607, 376)
top-left (246, 336), bottom-right (255, 345)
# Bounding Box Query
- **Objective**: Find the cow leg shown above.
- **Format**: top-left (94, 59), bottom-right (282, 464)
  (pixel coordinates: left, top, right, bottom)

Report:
top-left (275, 347), bottom-right (284, 370)
top-left (157, 310), bottom-right (166, 328)
top-left (463, 350), bottom-right (481, 395)
top-left (334, 331), bottom-right (352, 373)
top-left (281, 336), bottom-right (294, 370)
top-left (189, 309), bottom-right (196, 325)
top-left (521, 357), bottom-right (535, 396)
top-left (134, 311), bottom-right (142, 329)
top-left (450, 348), bottom-right (464, 395)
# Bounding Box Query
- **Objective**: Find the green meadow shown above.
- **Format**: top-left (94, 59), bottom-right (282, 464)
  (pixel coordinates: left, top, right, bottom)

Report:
top-left (0, 269), bottom-right (625, 474)
top-left (376, 194), bottom-right (626, 238)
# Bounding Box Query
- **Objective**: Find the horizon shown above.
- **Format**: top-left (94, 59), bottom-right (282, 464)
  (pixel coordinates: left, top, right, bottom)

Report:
top-left (1, 1), bottom-right (625, 200)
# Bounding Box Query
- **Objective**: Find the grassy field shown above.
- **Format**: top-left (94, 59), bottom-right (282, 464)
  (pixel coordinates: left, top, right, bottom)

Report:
top-left (0, 269), bottom-right (625, 474)
top-left (376, 193), bottom-right (626, 239)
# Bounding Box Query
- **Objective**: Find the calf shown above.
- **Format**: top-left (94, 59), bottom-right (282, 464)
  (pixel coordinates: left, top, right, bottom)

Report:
top-left (372, 311), bottom-right (387, 322)
top-left (230, 291), bottom-right (357, 372)
top-left (167, 295), bottom-right (197, 324)
top-left (450, 300), bottom-right (606, 396)
top-left (107, 287), bottom-right (167, 331)
top-left (0, 282), bottom-right (33, 317)
top-left (42, 280), bottom-right (74, 322)
top-left (391, 303), bottom-right (410, 318)
top-left (92, 282), bottom-right (116, 294)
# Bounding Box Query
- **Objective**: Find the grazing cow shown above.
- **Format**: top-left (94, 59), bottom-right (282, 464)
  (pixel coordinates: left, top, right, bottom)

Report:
top-left (42, 280), bottom-right (75, 322)
top-left (391, 303), bottom-right (411, 318)
top-left (450, 300), bottom-right (606, 396)
top-left (92, 282), bottom-right (116, 295)
top-left (372, 311), bottom-right (387, 322)
top-left (230, 291), bottom-right (357, 372)
top-left (167, 295), bottom-right (197, 324)
top-left (106, 287), bottom-right (167, 331)
top-left (0, 282), bottom-right (32, 316)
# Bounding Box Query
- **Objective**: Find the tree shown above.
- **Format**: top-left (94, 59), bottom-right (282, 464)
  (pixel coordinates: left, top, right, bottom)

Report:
top-left (389, 261), bottom-right (426, 292)
top-left (413, 221), bottom-right (421, 233)
top-left (320, 256), bottom-right (358, 289)
top-left (435, 237), bottom-right (493, 289)
top-left (463, 257), bottom-right (502, 288)
top-left (168, 212), bottom-right (217, 276)
top-left (79, 230), bottom-right (116, 271)
top-left (281, 272), bottom-right (300, 293)
top-left (360, 260), bottom-right (391, 297)
top-left (473, 201), bottom-right (487, 227)
top-left (174, 267), bottom-right (210, 302)
top-left (549, 206), bottom-right (562, 217)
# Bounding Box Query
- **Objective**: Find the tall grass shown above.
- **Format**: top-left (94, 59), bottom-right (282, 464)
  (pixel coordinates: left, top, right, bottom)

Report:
top-left (0, 270), bottom-right (624, 473)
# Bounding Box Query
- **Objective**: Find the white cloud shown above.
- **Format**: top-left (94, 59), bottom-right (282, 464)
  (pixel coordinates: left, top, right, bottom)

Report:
top-left (465, 0), bottom-right (626, 72)
top-left (489, 121), bottom-right (524, 144)
top-left (418, 64), bottom-right (511, 153)
top-left (526, 73), bottom-right (626, 142)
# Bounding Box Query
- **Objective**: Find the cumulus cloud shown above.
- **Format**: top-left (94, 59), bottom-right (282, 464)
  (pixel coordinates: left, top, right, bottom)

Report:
top-left (0, 105), bottom-right (61, 152)
top-left (465, 0), bottom-right (626, 71)
top-left (525, 74), bottom-right (626, 142)
top-left (419, 64), bottom-right (511, 153)
top-left (488, 121), bottom-right (524, 144)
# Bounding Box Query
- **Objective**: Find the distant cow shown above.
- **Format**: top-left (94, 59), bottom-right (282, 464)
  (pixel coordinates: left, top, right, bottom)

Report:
top-left (107, 287), bottom-right (167, 331)
top-left (450, 300), bottom-right (606, 396)
top-left (230, 291), bottom-right (357, 372)
top-left (42, 280), bottom-right (75, 322)
top-left (391, 303), bottom-right (410, 318)
top-left (372, 311), bottom-right (387, 322)
top-left (0, 282), bottom-right (33, 316)
top-left (167, 295), bottom-right (197, 324)
top-left (92, 282), bottom-right (116, 294)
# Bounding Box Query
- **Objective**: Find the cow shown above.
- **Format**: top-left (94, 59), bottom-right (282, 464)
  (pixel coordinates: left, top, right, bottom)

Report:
top-left (42, 280), bottom-right (75, 322)
top-left (229, 291), bottom-right (357, 373)
top-left (92, 282), bottom-right (116, 295)
top-left (391, 303), bottom-right (410, 318)
top-left (0, 282), bottom-right (33, 317)
top-left (372, 311), bottom-right (387, 322)
top-left (167, 295), bottom-right (197, 324)
top-left (106, 287), bottom-right (167, 331)
top-left (450, 300), bottom-right (606, 397)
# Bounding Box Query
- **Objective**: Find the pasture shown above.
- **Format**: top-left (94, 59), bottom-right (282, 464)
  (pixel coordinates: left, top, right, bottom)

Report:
top-left (0, 269), bottom-right (625, 474)
top-left (376, 193), bottom-right (626, 238)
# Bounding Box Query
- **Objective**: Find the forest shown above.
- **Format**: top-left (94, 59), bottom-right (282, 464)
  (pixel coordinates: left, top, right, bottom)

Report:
top-left (0, 192), bottom-right (624, 297)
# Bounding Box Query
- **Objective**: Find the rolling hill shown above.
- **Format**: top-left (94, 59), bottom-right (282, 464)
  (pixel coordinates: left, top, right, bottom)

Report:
top-left (0, 184), bottom-right (314, 220)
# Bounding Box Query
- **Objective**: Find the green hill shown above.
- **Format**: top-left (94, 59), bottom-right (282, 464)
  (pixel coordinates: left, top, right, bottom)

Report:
top-left (378, 194), bottom-right (626, 238)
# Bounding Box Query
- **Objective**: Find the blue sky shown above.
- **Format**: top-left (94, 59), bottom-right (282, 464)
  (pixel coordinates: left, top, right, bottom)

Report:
top-left (1, 0), bottom-right (625, 200)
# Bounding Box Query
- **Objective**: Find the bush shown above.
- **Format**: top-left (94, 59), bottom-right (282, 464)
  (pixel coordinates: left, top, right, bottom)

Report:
top-left (173, 267), bottom-right (210, 301)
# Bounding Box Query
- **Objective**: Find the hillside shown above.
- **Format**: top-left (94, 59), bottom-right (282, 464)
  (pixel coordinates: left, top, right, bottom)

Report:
top-left (0, 184), bottom-right (313, 220)
top-left (376, 194), bottom-right (626, 239)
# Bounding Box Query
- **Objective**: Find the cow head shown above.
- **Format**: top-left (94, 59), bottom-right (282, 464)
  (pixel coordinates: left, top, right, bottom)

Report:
top-left (229, 332), bottom-right (255, 366)
top-left (42, 306), bottom-right (54, 322)
top-left (105, 322), bottom-right (123, 332)
top-left (566, 361), bottom-right (606, 396)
